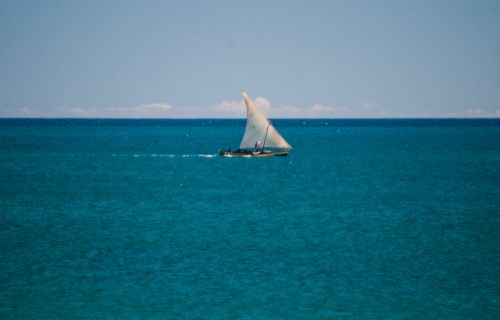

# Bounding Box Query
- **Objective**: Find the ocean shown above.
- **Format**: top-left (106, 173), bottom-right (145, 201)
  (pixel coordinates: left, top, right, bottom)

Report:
top-left (1, 119), bottom-right (499, 319)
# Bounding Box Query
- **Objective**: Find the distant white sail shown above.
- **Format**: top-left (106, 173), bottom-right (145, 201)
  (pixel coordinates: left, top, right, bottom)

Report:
top-left (239, 92), bottom-right (292, 150)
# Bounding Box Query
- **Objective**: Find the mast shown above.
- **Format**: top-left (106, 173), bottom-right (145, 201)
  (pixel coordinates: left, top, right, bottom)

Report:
top-left (262, 121), bottom-right (270, 150)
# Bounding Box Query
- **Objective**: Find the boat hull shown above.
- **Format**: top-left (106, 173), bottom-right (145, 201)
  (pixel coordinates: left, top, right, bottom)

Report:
top-left (219, 149), bottom-right (289, 157)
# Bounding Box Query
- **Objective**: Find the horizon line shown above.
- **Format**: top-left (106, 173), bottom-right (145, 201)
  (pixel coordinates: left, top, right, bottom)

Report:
top-left (0, 117), bottom-right (499, 120)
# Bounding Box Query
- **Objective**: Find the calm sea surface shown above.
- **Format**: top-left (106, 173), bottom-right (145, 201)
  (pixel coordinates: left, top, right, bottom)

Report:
top-left (1, 119), bottom-right (499, 319)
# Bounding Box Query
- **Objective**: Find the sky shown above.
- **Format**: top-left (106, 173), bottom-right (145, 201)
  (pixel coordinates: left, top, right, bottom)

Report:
top-left (0, 0), bottom-right (499, 118)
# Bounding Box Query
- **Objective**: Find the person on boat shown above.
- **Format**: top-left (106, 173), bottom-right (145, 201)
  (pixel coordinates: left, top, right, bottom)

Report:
top-left (255, 140), bottom-right (261, 151)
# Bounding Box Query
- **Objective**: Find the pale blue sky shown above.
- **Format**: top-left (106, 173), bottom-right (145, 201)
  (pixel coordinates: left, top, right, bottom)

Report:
top-left (1, 0), bottom-right (499, 118)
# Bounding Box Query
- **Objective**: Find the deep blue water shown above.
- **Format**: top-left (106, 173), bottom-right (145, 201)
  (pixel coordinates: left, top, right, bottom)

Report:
top-left (1, 119), bottom-right (499, 319)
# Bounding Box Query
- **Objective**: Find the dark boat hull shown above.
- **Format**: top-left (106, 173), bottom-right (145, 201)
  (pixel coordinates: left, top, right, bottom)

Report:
top-left (219, 149), bottom-right (289, 157)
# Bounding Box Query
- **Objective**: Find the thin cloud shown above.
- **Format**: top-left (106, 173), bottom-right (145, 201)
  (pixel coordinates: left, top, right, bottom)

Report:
top-left (254, 96), bottom-right (271, 114)
top-left (443, 108), bottom-right (499, 118)
top-left (57, 99), bottom-right (367, 118)
top-left (11, 99), bottom-right (500, 118)
top-left (268, 105), bottom-right (301, 118)
top-left (135, 103), bottom-right (172, 112)
top-left (61, 103), bottom-right (173, 118)
top-left (213, 100), bottom-right (244, 113)
top-left (309, 104), bottom-right (350, 117)
top-left (311, 104), bottom-right (333, 113)
top-left (61, 106), bottom-right (98, 116)
top-left (466, 108), bottom-right (484, 116)
top-left (212, 96), bottom-right (299, 118)
top-left (211, 96), bottom-right (270, 117)
top-left (18, 107), bottom-right (36, 115)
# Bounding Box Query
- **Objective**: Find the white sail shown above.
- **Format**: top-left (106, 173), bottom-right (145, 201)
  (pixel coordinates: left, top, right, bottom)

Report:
top-left (239, 92), bottom-right (292, 150)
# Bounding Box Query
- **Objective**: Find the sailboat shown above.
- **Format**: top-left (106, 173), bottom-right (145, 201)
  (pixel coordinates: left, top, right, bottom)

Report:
top-left (219, 92), bottom-right (292, 157)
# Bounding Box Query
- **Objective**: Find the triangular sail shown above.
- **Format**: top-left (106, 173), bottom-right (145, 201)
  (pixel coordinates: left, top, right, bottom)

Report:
top-left (239, 92), bottom-right (292, 150)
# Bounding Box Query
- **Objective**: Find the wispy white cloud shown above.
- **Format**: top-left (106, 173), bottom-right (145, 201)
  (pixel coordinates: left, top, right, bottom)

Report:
top-left (211, 96), bottom-right (271, 117)
top-left (135, 103), bottom-right (172, 112)
top-left (4, 99), bottom-right (500, 118)
top-left (311, 104), bottom-right (333, 113)
top-left (466, 108), bottom-right (484, 116)
top-left (440, 108), bottom-right (500, 118)
top-left (0, 107), bottom-right (40, 117)
top-left (439, 107), bottom-right (498, 118)
top-left (44, 100), bottom-right (440, 118)
top-left (61, 103), bottom-right (173, 118)
top-left (254, 96), bottom-right (271, 114)
top-left (210, 96), bottom-right (301, 118)
top-left (356, 102), bottom-right (393, 118)
top-left (130, 103), bottom-right (173, 116)
top-left (61, 106), bottom-right (99, 116)
top-left (213, 100), bottom-right (244, 114)
top-left (307, 104), bottom-right (351, 117)
top-left (18, 107), bottom-right (36, 115)
top-left (269, 105), bottom-right (301, 118)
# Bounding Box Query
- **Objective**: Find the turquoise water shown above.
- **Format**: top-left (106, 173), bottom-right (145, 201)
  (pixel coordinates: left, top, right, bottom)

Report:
top-left (1, 119), bottom-right (499, 319)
